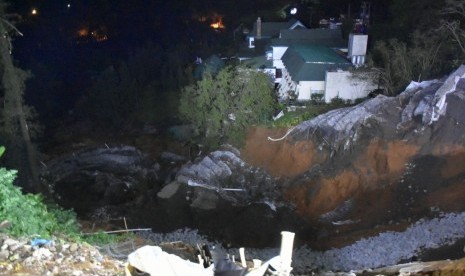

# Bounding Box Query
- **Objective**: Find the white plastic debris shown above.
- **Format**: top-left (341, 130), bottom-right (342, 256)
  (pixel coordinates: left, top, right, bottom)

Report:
top-left (239, 247), bottom-right (247, 268)
top-left (126, 246), bottom-right (213, 276)
top-left (126, 232), bottom-right (297, 276)
top-left (405, 80), bottom-right (437, 91)
top-left (277, 231), bottom-right (295, 276)
top-left (247, 231), bottom-right (296, 276)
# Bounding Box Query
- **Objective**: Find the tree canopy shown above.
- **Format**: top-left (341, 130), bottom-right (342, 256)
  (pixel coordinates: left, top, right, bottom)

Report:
top-left (179, 66), bottom-right (275, 149)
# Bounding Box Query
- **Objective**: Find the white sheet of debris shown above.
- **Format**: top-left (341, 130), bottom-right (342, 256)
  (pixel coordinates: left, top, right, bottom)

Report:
top-left (430, 65), bottom-right (465, 123)
top-left (127, 245), bottom-right (214, 276)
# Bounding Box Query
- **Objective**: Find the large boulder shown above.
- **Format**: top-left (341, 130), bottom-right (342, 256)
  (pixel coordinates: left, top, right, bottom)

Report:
top-left (41, 145), bottom-right (160, 216)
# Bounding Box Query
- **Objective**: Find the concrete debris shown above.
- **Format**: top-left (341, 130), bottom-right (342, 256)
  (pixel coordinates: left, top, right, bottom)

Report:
top-left (0, 234), bottom-right (125, 275)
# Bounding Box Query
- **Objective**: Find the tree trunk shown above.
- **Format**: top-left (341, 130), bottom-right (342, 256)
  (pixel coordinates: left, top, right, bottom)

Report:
top-left (0, 13), bottom-right (40, 190)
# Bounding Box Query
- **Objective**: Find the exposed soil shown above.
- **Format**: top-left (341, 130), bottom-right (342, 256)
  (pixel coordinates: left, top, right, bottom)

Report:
top-left (241, 126), bottom-right (465, 253)
top-left (241, 127), bottom-right (327, 178)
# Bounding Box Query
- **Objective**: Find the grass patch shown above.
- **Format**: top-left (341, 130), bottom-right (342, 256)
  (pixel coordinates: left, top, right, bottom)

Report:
top-left (271, 98), bottom-right (361, 128)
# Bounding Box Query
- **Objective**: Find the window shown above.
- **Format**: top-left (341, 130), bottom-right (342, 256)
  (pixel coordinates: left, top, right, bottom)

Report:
top-left (249, 38), bottom-right (255, 48)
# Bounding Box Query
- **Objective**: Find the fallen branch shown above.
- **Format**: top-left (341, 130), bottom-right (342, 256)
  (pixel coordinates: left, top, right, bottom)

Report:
top-left (267, 127), bottom-right (296, 142)
top-left (82, 228), bottom-right (152, 235)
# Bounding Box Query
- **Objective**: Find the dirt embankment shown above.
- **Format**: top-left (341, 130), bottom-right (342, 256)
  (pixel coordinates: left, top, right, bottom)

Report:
top-left (241, 125), bottom-right (465, 249)
top-left (243, 129), bottom-right (420, 217)
top-left (242, 127), bottom-right (327, 178)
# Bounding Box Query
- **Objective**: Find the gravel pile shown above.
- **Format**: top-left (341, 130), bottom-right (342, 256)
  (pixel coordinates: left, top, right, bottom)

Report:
top-left (2, 211), bottom-right (463, 275)
top-left (141, 211), bottom-right (465, 273)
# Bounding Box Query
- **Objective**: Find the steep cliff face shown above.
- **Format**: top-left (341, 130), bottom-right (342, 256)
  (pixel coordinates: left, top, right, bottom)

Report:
top-left (242, 66), bottom-right (465, 247)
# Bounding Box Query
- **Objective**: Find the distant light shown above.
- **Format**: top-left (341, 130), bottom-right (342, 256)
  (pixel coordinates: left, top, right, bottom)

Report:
top-left (290, 8), bottom-right (297, 15)
top-left (77, 28), bottom-right (89, 37)
top-left (210, 16), bottom-right (225, 30)
top-left (31, 8), bottom-right (38, 15)
top-left (67, 4), bottom-right (71, 8)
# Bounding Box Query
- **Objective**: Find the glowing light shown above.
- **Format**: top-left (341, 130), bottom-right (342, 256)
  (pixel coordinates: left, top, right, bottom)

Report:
top-left (210, 22), bottom-right (224, 29)
top-left (210, 17), bottom-right (225, 29)
top-left (31, 8), bottom-right (38, 15)
top-left (77, 28), bottom-right (89, 37)
top-left (67, 4), bottom-right (71, 8)
top-left (290, 8), bottom-right (297, 15)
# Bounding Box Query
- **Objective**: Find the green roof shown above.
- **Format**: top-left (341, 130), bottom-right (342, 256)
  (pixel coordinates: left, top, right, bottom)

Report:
top-left (249, 19), bottom-right (304, 38)
top-left (282, 45), bottom-right (352, 81)
top-left (242, 55), bottom-right (273, 69)
top-left (273, 28), bottom-right (347, 48)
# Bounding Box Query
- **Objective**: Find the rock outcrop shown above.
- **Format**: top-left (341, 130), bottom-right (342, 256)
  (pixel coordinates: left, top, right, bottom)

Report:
top-left (156, 145), bottom-right (305, 247)
top-left (41, 145), bottom-right (160, 215)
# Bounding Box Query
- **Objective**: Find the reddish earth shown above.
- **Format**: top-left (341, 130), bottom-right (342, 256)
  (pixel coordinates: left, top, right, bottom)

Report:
top-left (241, 126), bottom-right (465, 250)
top-left (242, 127), bottom-right (327, 177)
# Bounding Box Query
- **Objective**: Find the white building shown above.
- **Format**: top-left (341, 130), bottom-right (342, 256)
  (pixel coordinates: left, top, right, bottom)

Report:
top-left (241, 18), bottom-right (377, 103)
top-left (273, 32), bottom-right (376, 103)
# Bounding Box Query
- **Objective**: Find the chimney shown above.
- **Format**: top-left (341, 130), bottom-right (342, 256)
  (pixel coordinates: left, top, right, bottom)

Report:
top-left (256, 17), bottom-right (262, 38)
top-left (348, 33), bottom-right (368, 67)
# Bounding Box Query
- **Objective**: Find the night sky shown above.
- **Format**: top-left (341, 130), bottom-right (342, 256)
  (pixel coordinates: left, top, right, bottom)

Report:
top-left (6, 0), bottom-right (389, 130)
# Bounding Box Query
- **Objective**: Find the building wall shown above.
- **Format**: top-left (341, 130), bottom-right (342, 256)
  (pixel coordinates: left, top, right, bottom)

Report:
top-left (297, 81), bottom-right (325, 101)
top-left (277, 68), bottom-right (296, 100)
top-left (324, 70), bottom-right (377, 103)
top-left (272, 46), bottom-right (288, 69)
top-left (261, 68), bottom-right (280, 83)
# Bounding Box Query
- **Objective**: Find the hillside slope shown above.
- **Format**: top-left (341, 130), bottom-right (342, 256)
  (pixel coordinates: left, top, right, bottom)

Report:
top-left (242, 65), bottom-right (465, 249)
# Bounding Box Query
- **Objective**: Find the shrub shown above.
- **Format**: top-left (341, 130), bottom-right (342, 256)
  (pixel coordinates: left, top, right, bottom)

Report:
top-left (0, 167), bottom-right (79, 238)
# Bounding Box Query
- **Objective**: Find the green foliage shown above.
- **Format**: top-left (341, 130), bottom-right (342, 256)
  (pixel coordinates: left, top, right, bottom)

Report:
top-left (83, 231), bottom-right (135, 246)
top-left (0, 146), bottom-right (4, 158)
top-left (0, 168), bottom-right (79, 238)
top-left (271, 99), bottom-right (355, 128)
top-left (310, 93), bottom-right (324, 105)
top-left (179, 66), bottom-right (275, 148)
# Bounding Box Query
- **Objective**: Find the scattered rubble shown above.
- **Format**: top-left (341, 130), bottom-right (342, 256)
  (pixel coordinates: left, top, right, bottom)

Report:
top-left (0, 235), bottom-right (125, 275)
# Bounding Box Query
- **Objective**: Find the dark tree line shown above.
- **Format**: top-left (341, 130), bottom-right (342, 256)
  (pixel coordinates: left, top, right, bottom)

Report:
top-left (359, 0), bottom-right (465, 95)
top-left (0, 1), bottom-right (40, 191)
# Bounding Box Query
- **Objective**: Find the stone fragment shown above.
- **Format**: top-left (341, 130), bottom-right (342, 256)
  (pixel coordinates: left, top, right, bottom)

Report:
top-left (0, 249), bottom-right (9, 261)
top-left (69, 243), bottom-right (79, 252)
top-left (32, 247), bottom-right (53, 260)
top-left (3, 238), bottom-right (18, 247)
top-left (9, 243), bottom-right (22, 252)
